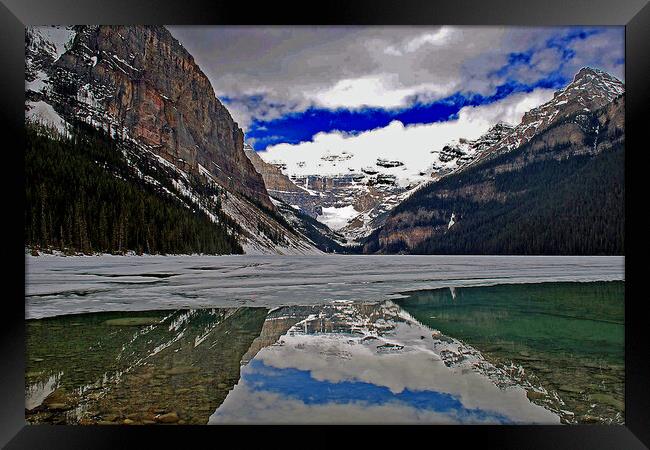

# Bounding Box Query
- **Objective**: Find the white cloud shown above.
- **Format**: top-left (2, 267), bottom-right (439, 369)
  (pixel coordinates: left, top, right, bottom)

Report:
top-left (168, 26), bottom-right (514, 128)
top-left (563, 28), bottom-right (625, 81)
top-left (309, 75), bottom-right (414, 109)
top-left (210, 388), bottom-right (465, 424)
top-left (306, 74), bottom-right (453, 110)
top-left (385, 26), bottom-right (454, 56)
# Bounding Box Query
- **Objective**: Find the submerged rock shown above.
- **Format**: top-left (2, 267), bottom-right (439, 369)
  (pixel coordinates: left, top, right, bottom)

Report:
top-left (46, 403), bottom-right (71, 411)
top-left (376, 343), bottom-right (404, 353)
top-left (526, 390), bottom-right (546, 401)
top-left (42, 388), bottom-right (74, 411)
top-left (155, 412), bottom-right (179, 423)
top-left (101, 413), bottom-right (120, 422)
top-left (579, 415), bottom-right (601, 424)
top-left (164, 366), bottom-right (199, 376)
top-left (104, 317), bottom-right (160, 326)
top-left (97, 420), bottom-right (119, 425)
top-left (589, 393), bottom-right (624, 410)
top-left (557, 385), bottom-right (584, 394)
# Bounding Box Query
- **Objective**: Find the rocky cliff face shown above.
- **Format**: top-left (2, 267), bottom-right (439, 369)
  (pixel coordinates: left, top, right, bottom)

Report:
top-left (244, 144), bottom-right (322, 217)
top-left (434, 122), bottom-right (515, 175)
top-left (30, 25), bottom-right (272, 210)
top-left (25, 25), bottom-right (325, 255)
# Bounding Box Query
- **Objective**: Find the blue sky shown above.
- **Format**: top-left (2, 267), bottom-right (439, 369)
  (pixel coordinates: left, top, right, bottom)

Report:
top-left (170, 26), bottom-right (624, 151)
top-left (233, 71), bottom-right (570, 150)
top-left (243, 359), bottom-right (512, 423)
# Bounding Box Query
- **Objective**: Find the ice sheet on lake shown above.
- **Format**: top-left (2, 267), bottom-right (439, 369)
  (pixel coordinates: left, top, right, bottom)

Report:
top-left (25, 255), bottom-right (624, 319)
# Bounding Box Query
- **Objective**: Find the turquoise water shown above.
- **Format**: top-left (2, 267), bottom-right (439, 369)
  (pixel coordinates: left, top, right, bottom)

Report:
top-left (396, 281), bottom-right (624, 423)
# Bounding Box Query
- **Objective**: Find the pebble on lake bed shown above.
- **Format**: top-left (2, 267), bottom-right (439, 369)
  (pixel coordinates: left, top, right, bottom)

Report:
top-left (155, 412), bottom-right (180, 423)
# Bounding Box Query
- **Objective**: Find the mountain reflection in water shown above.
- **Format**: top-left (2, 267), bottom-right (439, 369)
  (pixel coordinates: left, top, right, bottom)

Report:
top-left (209, 302), bottom-right (557, 424)
top-left (25, 282), bottom-right (623, 425)
top-left (26, 308), bottom-right (267, 424)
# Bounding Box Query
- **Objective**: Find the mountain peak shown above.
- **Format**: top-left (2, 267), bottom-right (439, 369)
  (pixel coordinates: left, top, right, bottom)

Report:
top-left (554, 67), bottom-right (625, 105)
top-left (573, 66), bottom-right (620, 83)
top-left (575, 66), bottom-right (606, 78)
top-left (564, 67), bottom-right (624, 97)
top-left (479, 67), bottom-right (624, 158)
top-left (490, 121), bottom-right (515, 131)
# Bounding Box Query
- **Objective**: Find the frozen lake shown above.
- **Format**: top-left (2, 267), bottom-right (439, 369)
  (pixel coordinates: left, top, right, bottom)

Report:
top-left (25, 255), bottom-right (624, 319)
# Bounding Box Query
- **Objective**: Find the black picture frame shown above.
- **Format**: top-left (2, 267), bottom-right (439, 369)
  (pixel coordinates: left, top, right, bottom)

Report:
top-left (2, 0), bottom-right (648, 448)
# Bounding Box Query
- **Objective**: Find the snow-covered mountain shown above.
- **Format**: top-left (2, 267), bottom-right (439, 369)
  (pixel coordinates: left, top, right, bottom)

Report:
top-left (254, 121), bottom-right (517, 242)
top-left (248, 154), bottom-right (421, 242)
top-left (25, 26), bottom-right (77, 131)
top-left (471, 67), bottom-right (625, 165)
top-left (25, 26), bottom-right (326, 255)
top-left (252, 67), bottom-right (624, 244)
top-left (244, 143), bottom-right (322, 218)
